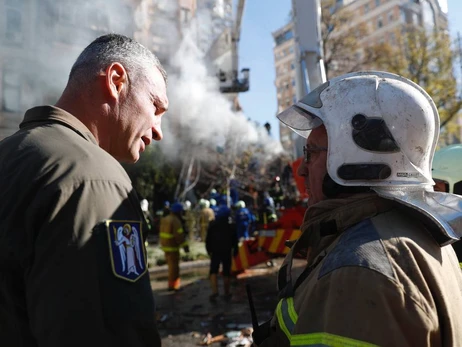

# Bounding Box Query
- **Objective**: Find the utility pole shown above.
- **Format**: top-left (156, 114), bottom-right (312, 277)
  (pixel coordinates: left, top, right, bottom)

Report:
top-left (291, 0), bottom-right (326, 159)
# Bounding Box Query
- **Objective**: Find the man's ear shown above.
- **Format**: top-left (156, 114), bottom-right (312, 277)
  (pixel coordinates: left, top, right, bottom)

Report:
top-left (104, 63), bottom-right (128, 100)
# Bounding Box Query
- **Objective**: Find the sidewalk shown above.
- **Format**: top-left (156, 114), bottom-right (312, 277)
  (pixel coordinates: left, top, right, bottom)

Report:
top-left (153, 259), bottom-right (306, 347)
top-left (149, 259), bottom-right (210, 274)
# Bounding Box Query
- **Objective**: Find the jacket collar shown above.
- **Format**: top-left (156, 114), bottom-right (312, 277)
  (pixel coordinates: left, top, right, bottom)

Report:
top-left (299, 193), bottom-right (394, 262)
top-left (20, 105), bottom-right (98, 145)
top-left (277, 193), bottom-right (394, 298)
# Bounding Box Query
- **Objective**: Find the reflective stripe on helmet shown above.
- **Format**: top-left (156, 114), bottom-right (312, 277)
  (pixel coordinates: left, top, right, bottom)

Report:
top-left (290, 332), bottom-right (378, 346)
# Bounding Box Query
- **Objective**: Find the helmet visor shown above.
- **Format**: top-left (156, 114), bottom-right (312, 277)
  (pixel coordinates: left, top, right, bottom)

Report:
top-left (277, 105), bottom-right (323, 139)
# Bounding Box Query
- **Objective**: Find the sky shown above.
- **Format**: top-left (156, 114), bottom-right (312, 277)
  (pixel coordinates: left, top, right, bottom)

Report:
top-left (238, 0), bottom-right (462, 140)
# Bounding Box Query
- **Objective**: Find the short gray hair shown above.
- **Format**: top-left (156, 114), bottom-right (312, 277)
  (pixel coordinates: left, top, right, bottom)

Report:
top-left (69, 33), bottom-right (167, 86)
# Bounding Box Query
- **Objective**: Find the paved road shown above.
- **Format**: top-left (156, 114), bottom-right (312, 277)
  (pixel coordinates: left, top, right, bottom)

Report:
top-left (151, 259), bottom-right (305, 346)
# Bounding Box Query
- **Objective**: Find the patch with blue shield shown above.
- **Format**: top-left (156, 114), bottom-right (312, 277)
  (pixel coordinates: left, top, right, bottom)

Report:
top-left (106, 220), bottom-right (147, 282)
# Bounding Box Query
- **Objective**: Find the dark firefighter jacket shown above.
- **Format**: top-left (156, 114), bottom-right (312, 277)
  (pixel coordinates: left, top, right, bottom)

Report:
top-left (206, 217), bottom-right (238, 255)
top-left (0, 106), bottom-right (161, 347)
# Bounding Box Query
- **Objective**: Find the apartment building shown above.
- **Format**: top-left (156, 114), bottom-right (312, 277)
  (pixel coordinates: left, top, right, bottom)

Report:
top-left (134, 0), bottom-right (197, 64)
top-left (272, 22), bottom-right (297, 154)
top-left (0, 0), bottom-right (137, 140)
top-left (341, 0), bottom-right (447, 48)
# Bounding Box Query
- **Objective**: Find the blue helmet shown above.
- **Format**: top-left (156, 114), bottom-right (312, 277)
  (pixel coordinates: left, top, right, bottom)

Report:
top-left (171, 202), bottom-right (184, 213)
top-left (216, 206), bottom-right (231, 219)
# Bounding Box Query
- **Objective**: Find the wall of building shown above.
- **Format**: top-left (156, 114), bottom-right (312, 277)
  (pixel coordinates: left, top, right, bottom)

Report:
top-left (0, 0), bottom-right (137, 140)
top-left (272, 22), bottom-right (297, 155)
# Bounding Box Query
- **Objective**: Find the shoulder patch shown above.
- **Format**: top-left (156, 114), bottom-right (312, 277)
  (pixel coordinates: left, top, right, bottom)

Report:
top-left (318, 219), bottom-right (394, 280)
top-left (106, 220), bottom-right (147, 282)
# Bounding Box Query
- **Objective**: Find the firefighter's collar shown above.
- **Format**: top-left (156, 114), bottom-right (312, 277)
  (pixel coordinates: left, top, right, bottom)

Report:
top-left (373, 186), bottom-right (462, 246)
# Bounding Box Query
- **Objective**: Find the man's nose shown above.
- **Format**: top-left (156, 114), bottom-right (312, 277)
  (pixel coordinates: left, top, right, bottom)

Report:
top-left (152, 120), bottom-right (163, 141)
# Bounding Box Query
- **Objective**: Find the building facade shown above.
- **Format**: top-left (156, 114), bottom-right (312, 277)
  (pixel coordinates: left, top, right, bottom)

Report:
top-left (341, 0), bottom-right (447, 48)
top-left (272, 22), bottom-right (297, 155)
top-left (0, 0), bottom-right (137, 140)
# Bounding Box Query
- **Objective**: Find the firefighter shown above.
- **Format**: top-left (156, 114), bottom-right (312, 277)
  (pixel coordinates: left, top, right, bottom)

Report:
top-left (209, 198), bottom-right (219, 215)
top-left (198, 199), bottom-right (215, 241)
top-left (432, 144), bottom-right (462, 264)
top-left (140, 198), bottom-right (155, 245)
top-left (269, 176), bottom-right (284, 208)
top-left (162, 200), bottom-right (171, 217)
top-left (206, 205), bottom-right (238, 301)
top-left (183, 200), bottom-right (197, 241)
top-left (234, 200), bottom-right (254, 240)
top-left (259, 191), bottom-right (277, 225)
top-left (159, 202), bottom-right (189, 291)
top-left (251, 72), bottom-right (462, 346)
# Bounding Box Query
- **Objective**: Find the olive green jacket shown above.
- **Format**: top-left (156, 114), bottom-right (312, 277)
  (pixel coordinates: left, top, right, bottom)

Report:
top-left (0, 106), bottom-right (160, 347)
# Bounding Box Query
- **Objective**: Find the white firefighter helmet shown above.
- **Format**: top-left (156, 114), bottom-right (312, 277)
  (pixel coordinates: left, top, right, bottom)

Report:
top-left (209, 198), bottom-right (217, 206)
top-left (183, 200), bottom-right (192, 210)
top-left (140, 199), bottom-right (149, 212)
top-left (277, 71), bottom-right (439, 188)
top-left (199, 199), bottom-right (210, 209)
top-left (432, 144), bottom-right (462, 194)
top-left (235, 200), bottom-right (246, 209)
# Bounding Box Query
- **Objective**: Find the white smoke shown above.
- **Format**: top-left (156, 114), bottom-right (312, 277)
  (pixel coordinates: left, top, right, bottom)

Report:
top-left (4, 0), bottom-right (283, 165)
top-left (157, 6), bottom-right (283, 165)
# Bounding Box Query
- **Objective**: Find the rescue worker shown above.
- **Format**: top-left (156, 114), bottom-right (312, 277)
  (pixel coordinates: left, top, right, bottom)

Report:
top-left (269, 176), bottom-right (284, 208)
top-left (183, 200), bottom-right (197, 241)
top-left (140, 198), bottom-right (155, 244)
top-left (432, 144), bottom-right (462, 263)
top-left (198, 199), bottom-right (215, 241)
top-left (234, 200), bottom-right (254, 240)
top-left (259, 191), bottom-right (277, 225)
top-left (0, 34), bottom-right (167, 346)
top-left (209, 198), bottom-right (220, 215)
top-left (162, 200), bottom-right (171, 216)
top-left (205, 205), bottom-right (238, 301)
top-left (252, 71), bottom-right (462, 346)
top-left (159, 202), bottom-right (189, 291)
top-left (210, 188), bottom-right (221, 203)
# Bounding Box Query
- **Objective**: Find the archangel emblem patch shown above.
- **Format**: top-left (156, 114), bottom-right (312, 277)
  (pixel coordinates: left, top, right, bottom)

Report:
top-left (106, 220), bottom-right (147, 282)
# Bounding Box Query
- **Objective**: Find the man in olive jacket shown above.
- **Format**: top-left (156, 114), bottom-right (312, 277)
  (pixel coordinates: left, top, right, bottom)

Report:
top-left (0, 34), bottom-right (168, 347)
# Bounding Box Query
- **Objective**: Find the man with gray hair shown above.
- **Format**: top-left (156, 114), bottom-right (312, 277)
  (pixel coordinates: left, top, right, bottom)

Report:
top-left (0, 34), bottom-right (168, 346)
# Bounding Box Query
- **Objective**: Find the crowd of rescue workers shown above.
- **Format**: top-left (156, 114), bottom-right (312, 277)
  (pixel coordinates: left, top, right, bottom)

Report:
top-left (140, 179), bottom-right (293, 295)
